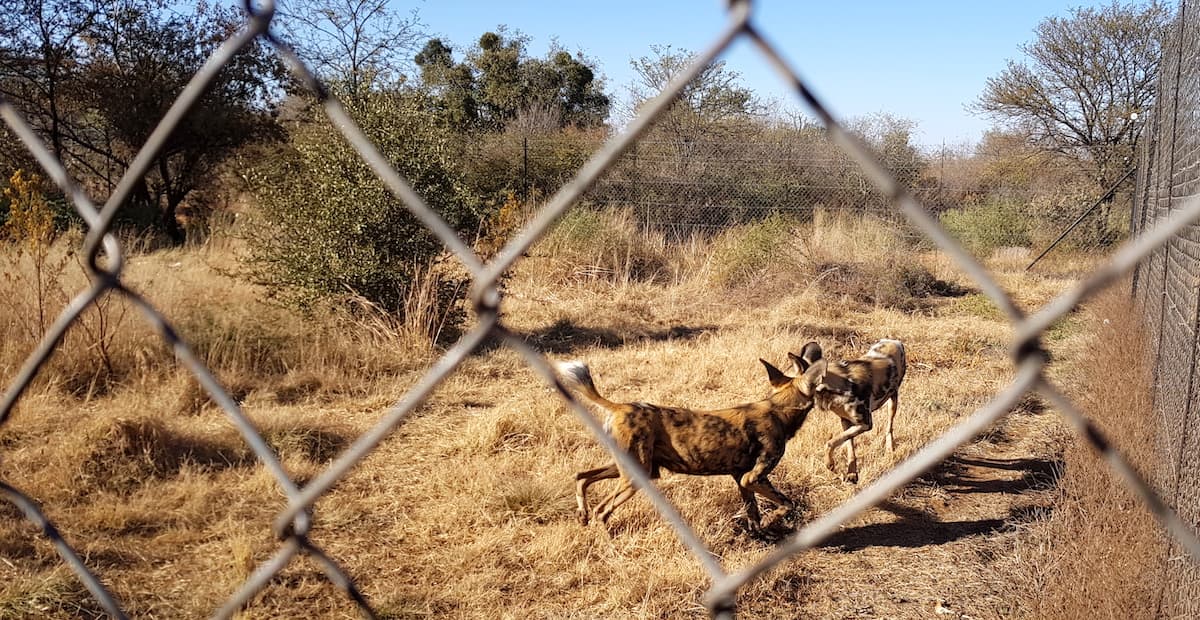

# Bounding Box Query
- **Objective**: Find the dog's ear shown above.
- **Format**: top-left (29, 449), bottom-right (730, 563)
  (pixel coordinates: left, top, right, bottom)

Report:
top-left (802, 358), bottom-right (828, 387)
top-left (760, 358), bottom-right (791, 388)
top-left (789, 341), bottom-right (823, 374)
top-left (786, 352), bottom-right (805, 375)
top-left (800, 341), bottom-right (823, 365)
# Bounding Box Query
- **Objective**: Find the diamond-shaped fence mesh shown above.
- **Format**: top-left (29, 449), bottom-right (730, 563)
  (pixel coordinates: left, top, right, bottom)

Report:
top-left (1, 0), bottom-right (1199, 617)
top-left (1132, 2), bottom-right (1200, 614)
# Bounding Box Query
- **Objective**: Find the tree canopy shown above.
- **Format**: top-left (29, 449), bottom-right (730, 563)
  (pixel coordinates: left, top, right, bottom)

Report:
top-left (415, 30), bottom-right (610, 132)
top-left (0, 0), bottom-right (283, 241)
top-left (975, 1), bottom-right (1172, 189)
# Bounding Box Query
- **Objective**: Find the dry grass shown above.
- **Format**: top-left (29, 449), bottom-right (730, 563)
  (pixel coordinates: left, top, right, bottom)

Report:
top-left (1000, 284), bottom-right (1164, 619)
top-left (0, 215), bottom-right (1162, 618)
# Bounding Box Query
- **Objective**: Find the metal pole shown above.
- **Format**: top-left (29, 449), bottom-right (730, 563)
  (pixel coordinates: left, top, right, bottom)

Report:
top-left (1025, 166), bottom-right (1136, 271)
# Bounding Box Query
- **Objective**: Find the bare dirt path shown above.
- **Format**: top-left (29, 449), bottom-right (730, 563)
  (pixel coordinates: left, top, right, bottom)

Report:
top-left (765, 410), bottom-right (1062, 619)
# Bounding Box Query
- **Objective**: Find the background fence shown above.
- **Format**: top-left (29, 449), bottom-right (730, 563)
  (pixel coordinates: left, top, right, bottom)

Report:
top-left (486, 131), bottom-right (1133, 247)
top-left (1132, 1), bottom-right (1200, 615)
top-left (3, 0), bottom-right (1200, 618)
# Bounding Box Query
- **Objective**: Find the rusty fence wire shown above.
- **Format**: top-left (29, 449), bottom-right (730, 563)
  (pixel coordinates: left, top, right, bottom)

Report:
top-left (1131, 0), bottom-right (1200, 615)
top-left (2, 0), bottom-right (1199, 618)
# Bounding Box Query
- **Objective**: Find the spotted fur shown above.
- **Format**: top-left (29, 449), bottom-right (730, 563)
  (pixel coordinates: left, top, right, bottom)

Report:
top-left (558, 345), bottom-right (827, 533)
top-left (812, 338), bottom-right (906, 483)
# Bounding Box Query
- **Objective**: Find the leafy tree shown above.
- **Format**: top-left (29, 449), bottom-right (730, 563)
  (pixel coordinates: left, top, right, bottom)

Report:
top-left (79, 2), bottom-right (283, 240)
top-left (975, 1), bottom-right (1171, 192)
top-left (0, 0), bottom-right (283, 242)
top-left (415, 30), bottom-right (610, 132)
top-left (245, 88), bottom-right (482, 317)
top-left (414, 38), bottom-right (478, 129)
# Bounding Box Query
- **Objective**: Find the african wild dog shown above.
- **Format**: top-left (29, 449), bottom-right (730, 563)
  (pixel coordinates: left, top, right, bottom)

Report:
top-left (559, 345), bottom-right (827, 533)
top-left (808, 338), bottom-right (907, 483)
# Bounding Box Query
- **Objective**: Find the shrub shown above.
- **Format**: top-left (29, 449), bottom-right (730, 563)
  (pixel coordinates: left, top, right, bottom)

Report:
top-left (708, 212), bottom-right (801, 286)
top-left (940, 200), bottom-right (1031, 254)
top-left (535, 207), bottom-right (670, 283)
top-left (244, 89), bottom-right (483, 322)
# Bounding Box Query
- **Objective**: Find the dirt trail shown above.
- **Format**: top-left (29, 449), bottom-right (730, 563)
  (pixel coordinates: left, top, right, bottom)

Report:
top-left (770, 410), bottom-right (1062, 619)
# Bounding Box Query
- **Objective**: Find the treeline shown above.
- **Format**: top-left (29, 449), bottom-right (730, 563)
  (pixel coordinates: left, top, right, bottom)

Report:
top-left (0, 1), bottom-right (281, 241)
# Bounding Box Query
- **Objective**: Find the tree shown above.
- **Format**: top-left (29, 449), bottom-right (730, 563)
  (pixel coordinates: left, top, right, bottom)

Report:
top-left (850, 113), bottom-right (924, 190)
top-left (414, 38), bottom-right (478, 129)
top-left (975, 1), bottom-right (1172, 193)
top-left (0, 0), bottom-right (283, 241)
top-left (245, 88), bottom-right (482, 320)
top-left (276, 0), bottom-right (425, 99)
top-left (0, 0), bottom-right (106, 164)
top-left (78, 2), bottom-right (283, 240)
top-left (415, 30), bottom-right (610, 132)
top-left (626, 45), bottom-right (760, 167)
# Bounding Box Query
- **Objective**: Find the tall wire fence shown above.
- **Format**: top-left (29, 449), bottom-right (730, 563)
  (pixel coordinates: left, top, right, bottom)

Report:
top-left (1131, 1), bottom-right (1200, 615)
top-left (487, 131), bottom-right (1133, 249)
top-left (1, 0), bottom-right (1199, 617)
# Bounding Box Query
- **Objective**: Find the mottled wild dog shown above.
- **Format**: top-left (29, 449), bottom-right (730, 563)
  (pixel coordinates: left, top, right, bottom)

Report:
top-left (559, 346), bottom-right (827, 533)
top-left (811, 338), bottom-right (906, 483)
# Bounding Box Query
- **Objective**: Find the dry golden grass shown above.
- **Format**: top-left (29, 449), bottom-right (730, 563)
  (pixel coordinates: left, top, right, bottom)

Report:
top-left (0, 214), bottom-right (1162, 618)
top-left (999, 283), bottom-right (1165, 620)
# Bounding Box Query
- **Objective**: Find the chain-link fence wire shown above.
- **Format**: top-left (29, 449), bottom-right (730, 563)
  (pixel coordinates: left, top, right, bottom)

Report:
top-left (2, 0), bottom-right (1199, 617)
top-left (480, 128), bottom-right (1135, 258)
top-left (1131, 1), bottom-right (1200, 615)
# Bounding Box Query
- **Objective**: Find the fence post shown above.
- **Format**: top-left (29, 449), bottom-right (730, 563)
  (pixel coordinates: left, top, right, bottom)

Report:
top-left (1025, 167), bottom-right (1136, 270)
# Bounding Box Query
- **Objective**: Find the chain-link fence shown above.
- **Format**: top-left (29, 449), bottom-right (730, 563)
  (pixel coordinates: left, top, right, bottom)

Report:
top-left (2, 1), bottom-right (1199, 618)
top-left (487, 131), bottom-right (1132, 250)
top-left (1131, 1), bottom-right (1200, 615)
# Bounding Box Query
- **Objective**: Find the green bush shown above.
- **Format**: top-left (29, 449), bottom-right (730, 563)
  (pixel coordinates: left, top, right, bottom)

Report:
top-left (708, 212), bottom-right (801, 286)
top-left (245, 89), bottom-right (483, 320)
top-left (940, 200), bottom-right (1031, 254)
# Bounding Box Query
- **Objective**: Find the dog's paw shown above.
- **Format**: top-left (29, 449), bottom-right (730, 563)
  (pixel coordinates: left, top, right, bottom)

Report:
top-left (824, 453), bottom-right (838, 472)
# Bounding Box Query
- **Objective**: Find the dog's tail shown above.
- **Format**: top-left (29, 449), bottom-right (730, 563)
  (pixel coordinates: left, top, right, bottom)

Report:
top-left (557, 361), bottom-right (619, 412)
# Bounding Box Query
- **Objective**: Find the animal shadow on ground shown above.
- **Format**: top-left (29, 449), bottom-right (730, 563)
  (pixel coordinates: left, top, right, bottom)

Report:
top-left (930, 455), bottom-right (1062, 495)
top-left (516, 318), bottom-right (715, 354)
top-left (819, 501), bottom-right (1008, 552)
top-left (819, 455), bottom-right (1061, 552)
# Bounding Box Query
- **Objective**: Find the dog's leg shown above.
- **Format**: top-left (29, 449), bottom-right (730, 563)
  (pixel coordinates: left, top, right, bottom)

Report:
top-left (824, 418), bottom-right (850, 472)
top-left (825, 418), bottom-right (871, 483)
top-left (595, 480), bottom-right (640, 525)
top-left (884, 396), bottom-right (898, 452)
top-left (575, 464), bottom-right (619, 525)
top-left (844, 429), bottom-right (859, 483)
top-left (740, 451), bottom-right (794, 514)
top-left (732, 477), bottom-right (761, 533)
top-left (742, 476), bottom-right (794, 513)
top-left (594, 439), bottom-right (656, 526)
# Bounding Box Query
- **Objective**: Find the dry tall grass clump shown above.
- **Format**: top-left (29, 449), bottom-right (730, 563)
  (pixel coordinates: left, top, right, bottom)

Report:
top-left (705, 210), bottom-right (964, 312)
top-left (533, 207), bottom-right (677, 283)
top-left (1005, 283), bottom-right (1164, 619)
top-left (0, 232), bottom-right (443, 408)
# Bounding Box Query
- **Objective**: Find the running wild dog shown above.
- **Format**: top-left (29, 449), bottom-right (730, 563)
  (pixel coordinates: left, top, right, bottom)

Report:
top-left (559, 346), bottom-right (827, 533)
top-left (809, 338), bottom-right (907, 483)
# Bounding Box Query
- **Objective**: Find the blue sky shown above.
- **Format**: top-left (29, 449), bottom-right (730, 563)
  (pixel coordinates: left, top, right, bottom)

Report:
top-left (404, 1), bottom-right (1117, 147)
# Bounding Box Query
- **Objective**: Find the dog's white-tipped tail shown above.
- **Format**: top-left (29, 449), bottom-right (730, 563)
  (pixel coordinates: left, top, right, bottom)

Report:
top-left (556, 360), bottom-right (616, 410)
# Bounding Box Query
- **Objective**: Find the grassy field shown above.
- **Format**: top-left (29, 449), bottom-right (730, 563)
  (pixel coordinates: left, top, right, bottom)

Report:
top-left (0, 211), bottom-right (1164, 618)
